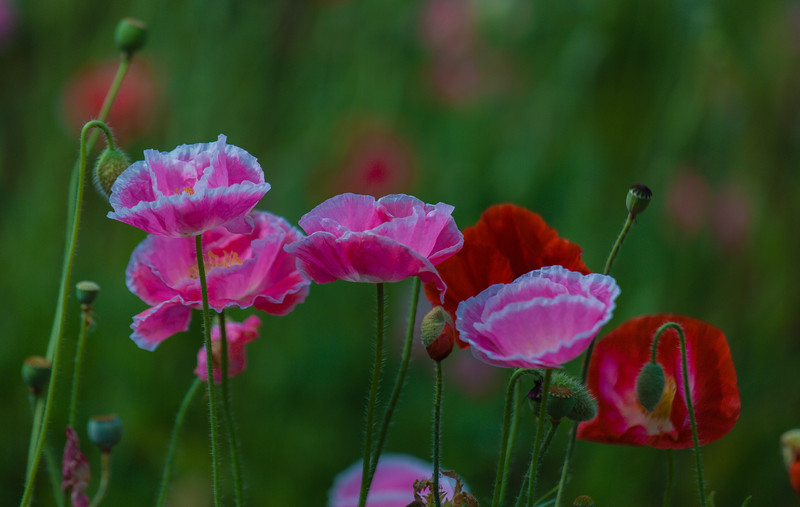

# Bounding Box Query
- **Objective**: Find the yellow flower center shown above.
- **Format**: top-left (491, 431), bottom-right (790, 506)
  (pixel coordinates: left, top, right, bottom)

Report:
top-left (172, 186), bottom-right (195, 195)
top-left (187, 251), bottom-right (243, 278)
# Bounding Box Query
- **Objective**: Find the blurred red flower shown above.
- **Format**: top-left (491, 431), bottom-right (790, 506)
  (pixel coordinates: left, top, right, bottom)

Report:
top-left (424, 204), bottom-right (589, 348)
top-left (782, 429), bottom-right (800, 498)
top-left (577, 314), bottom-right (740, 449)
top-left (61, 59), bottom-right (161, 142)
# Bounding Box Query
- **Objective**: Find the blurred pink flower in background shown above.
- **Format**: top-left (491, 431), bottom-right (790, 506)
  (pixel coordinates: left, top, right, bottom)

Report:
top-left (61, 59), bottom-right (161, 142)
top-left (0, 0), bottom-right (16, 49)
top-left (665, 170), bottom-right (710, 236)
top-left (108, 135), bottom-right (271, 238)
top-left (195, 315), bottom-right (261, 383)
top-left (328, 454), bottom-right (459, 507)
top-left (62, 426), bottom-right (90, 507)
top-left (335, 125), bottom-right (416, 197)
top-left (456, 266), bottom-right (619, 369)
top-left (286, 193), bottom-right (463, 295)
top-left (710, 181), bottom-right (753, 252)
top-left (126, 211), bottom-right (310, 350)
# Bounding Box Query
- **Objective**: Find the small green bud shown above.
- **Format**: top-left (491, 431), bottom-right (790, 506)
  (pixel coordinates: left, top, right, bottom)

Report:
top-left (420, 306), bottom-right (455, 361)
top-left (93, 148), bottom-right (130, 199)
top-left (22, 356), bottom-right (52, 396)
top-left (76, 280), bottom-right (100, 305)
top-left (87, 414), bottom-right (122, 452)
top-left (114, 18), bottom-right (147, 55)
top-left (636, 362), bottom-right (666, 412)
top-left (573, 495), bottom-right (595, 507)
top-left (626, 184), bottom-right (652, 218)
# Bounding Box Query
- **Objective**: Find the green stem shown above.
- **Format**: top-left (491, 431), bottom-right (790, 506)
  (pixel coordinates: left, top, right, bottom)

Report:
top-left (21, 120), bottom-right (114, 507)
top-left (368, 277), bottom-right (420, 484)
top-left (26, 396), bottom-right (63, 507)
top-left (663, 449), bottom-right (674, 507)
top-left (526, 369), bottom-right (552, 507)
top-left (650, 323), bottom-right (706, 505)
top-left (155, 378), bottom-right (203, 507)
top-left (499, 383), bottom-right (523, 502)
top-left (219, 310), bottom-right (244, 506)
top-left (196, 235), bottom-right (222, 507)
top-left (68, 308), bottom-right (93, 428)
top-left (492, 368), bottom-right (529, 507)
top-left (516, 419), bottom-right (560, 507)
top-left (432, 360), bottom-right (443, 507)
top-left (358, 283), bottom-right (385, 507)
top-left (88, 452), bottom-right (111, 507)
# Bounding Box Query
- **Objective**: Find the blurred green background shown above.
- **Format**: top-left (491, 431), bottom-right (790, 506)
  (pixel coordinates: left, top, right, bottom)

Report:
top-left (2, 0), bottom-right (799, 504)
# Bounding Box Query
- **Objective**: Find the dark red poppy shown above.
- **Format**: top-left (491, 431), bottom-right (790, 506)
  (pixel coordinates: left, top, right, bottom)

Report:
top-left (423, 204), bottom-right (589, 348)
top-left (577, 314), bottom-right (740, 449)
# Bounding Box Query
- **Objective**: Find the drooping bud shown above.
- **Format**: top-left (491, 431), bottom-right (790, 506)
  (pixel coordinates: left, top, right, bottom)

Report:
top-left (420, 306), bottom-right (455, 361)
top-left (93, 148), bottom-right (130, 199)
top-left (87, 414), bottom-right (122, 453)
top-left (626, 184), bottom-right (652, 218)
top-left (114, 18), bottom-right (147, 56)
top-left (22, 356), bottom-right (52, 396)
top-left (573, 495), bottom-right (595, 507)
top-left (75, 281), bottom-right (100, 306)
top-left (636, 362), bottom-right (666, 412)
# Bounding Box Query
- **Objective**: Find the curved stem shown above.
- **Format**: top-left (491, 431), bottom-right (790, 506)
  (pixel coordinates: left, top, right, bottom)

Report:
top-left (196, 235), bottom-right (222, 507)
top-left (219, 310), bottom-right (244, 506)
top-left (368, 277), bottom-right (420, 483)
top-left (492, 368), bottom-right (529, 507)
top-left (155, 378), bottom-right (203, 507)
top-left (358, 283), bottom-right (385, 507)
top-left (68, 308), bottom-right (93, 428)
top-left (432, 360), bottom-right (443, 507)
top-left (526, 369), bottom-right (552, 507)
top-left (21, 120), bottom-right (112, 507)
top-left (651, 323), bottom-right (706, 505)
top-left (663, 449), bottom-right (674, 507)
top-left (88, 452), bottom-right (111, 507)
top-left (499, 383), bottom-right (523, 502)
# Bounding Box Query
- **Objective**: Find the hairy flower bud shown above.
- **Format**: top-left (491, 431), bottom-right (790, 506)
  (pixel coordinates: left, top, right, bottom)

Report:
top-left (573, 495), bottom-right (595, 507)
top-left (75, 281), bottom-right (100, 306)
top-left (636, 362), bottom-right (666, 412)
top-left (94, 148), bottom-right (130, 200)
top-left (420, 306), bottom-right (455, 361)
top-left (626, 184), bottom-right (652, 218)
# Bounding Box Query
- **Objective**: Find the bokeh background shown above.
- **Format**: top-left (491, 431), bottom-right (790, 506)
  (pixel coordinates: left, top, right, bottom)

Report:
top-left (1, 0), bottom-right (798, 504)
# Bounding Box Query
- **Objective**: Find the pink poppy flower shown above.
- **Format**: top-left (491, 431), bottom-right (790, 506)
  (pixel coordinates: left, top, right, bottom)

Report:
top-left (455, 265), bottom-right (619, 369)
top-left (62, 426), bottom-right (91, 507)
top-left (126, 211), bottom-right (310, 351)
top-left (285, 193), bottom-right (463, 296)
top-left (328, 454), bottom-right (460, 507)
top-left (108, 135), bottom-right (271, 238)
top-left (577, 315), bottom-right (740, 449)
top-left (194, 315), bottom-right (261, 383)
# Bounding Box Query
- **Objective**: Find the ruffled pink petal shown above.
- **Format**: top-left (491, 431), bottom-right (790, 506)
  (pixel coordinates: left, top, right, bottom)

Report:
top-left (126, 235), bottom-right (196, 305)
top-left (299, 193), bottom-right (385, 234)
top-left (130, 300), bottom-right (192, 351)
top-left (372, 196), bottom-right (461, 262)
top-left (196, 315), bottom-right (261, 383)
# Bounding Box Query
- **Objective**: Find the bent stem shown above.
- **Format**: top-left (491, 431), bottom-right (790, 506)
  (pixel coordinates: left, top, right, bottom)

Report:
top-left (88, 452), bottom-right (111, 507)
top-left (155, 378), bottom-right (203, 507)
top-left (432, 360), bottom-right (443, 507)
top-left (218, 310), bottom-right (244, 506)
top-left (21, 120), bottom-right (114, 507)
top-left (368, 277), bottom-right (421, 483)
top-left (526, 369), bottom-right (552, 507)
top-left (651, 322), bottom-right (706, 505)
top-left (358, 283), bottom-right (385, 507)
top-left (492, 368), bottom-right (529, 507)
top-left (196, 235), bottom-right (222, 507)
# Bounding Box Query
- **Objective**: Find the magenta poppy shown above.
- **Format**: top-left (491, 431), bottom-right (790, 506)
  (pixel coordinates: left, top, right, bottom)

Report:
top-left (62, 426), bottom-right (90, 507)
top-left (285, 193), bottom-right (463, 295)
top-left (577, 315), bottom-right (740, 449)
top-left (455, 266), bottom-right (619, 369)
top-left (328, 454), bottom-right (460, 507)
top-left (108, 135), bottom-right (271, 238)
top-left (194, 315), bottom-right (261, 384)
top-left (126, 211), bottom-right (309, 350)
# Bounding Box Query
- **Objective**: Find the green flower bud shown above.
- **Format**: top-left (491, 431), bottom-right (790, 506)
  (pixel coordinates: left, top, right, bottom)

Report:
top-left (75, 280), bottom-right (100, 306)
top-left (93, 148), bottom-right (130, 199)
top-left (22, 356), bottom-right (52, 396)
top-left (114, 18), bottom-right (147, 55)
top-left (573, 495), bottom-right (595, 507)
top-left (636, 362), bottom-right (666, 412)
top-left (626, 184), bottom-right (652, 218)
top-left (539, 372), bottom-right (597, 422)
top-left (87, 414), bottom-right (122, 452)
top-left (420, 306), bottom-right (455, 361)
top-left (544, 385), bottom-right (575, 421)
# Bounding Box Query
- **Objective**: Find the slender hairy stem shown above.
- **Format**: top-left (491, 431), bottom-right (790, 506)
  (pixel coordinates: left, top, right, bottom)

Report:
top-left (516, 419), bottom-right (560, 507)
top-left (492, 368), bottom-right (528, 507)
top-left (663, 449), bottom-right (674, 507)
top-left (156, 378), bottom-right (203, 507)
top-left (88, 452), bottom-right (111, 507)
top-left (369, 277), bottom-right (420, 483)
top-left (68, 308), bottom-right (93, 428)
top-left (432, 360), bottom-right (443, 507)
top-left (26, 397), bottom-right (63, 507)
top-left (218, 310), bottom-right (244, 506)
top-left (526, 370), bottom-right (552, 507)
top-left (21, 120), bottom-right (114, 507)
top-left (196, 235), bottom-right (222, 507)
top-left (499, 383), bottom-right (523, 502)
top-left (651, 323), bottom-right (706, 505)
top-left (358, 283), bottom-right (385, 507)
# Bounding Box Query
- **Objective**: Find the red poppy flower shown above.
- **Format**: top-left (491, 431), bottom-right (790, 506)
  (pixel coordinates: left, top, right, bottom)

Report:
top-left (577, 314), bottom-right (740, 449)
top-left (781, 430), bottom-right (800, 498)
top-left (423, 203), bottom-right (589, 348)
